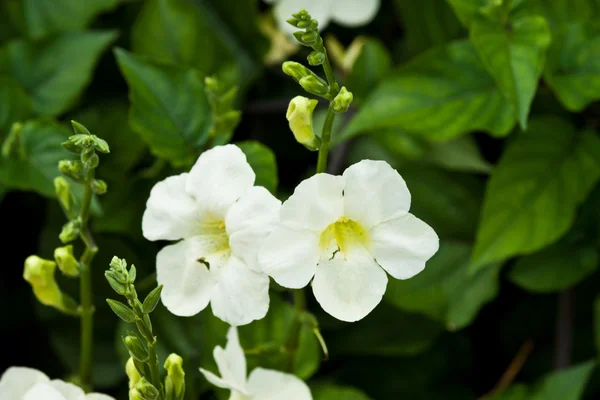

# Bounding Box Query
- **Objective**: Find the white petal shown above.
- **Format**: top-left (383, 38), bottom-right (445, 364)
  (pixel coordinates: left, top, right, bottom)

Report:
top-left (342, 160), bottom-right (411, 229)
top-left (247, 368), bottom-right (312, 400)
top-left (280, 173), bottom-right (344, 232)
top-left (332, 0), bottom-right (380, 27)
top-left (226, 186), bottom-right (281, 272)
top-left (258, 226), bottom-right (319, 288)
top-left (0, 367), bottom-right (49, 399)
top-left (312, 247), bottom-right (387, 322)
top-left (210, 257), bottom-right (270, 326)
top-left (85, 395), bottom-right (115, 400)
top-left (47, 380), bottom-right (84, 400)
top-left (199, 368), bottom-right (246, 394)
top-left (186, 145), bottom-right (255, 219)
top-left (23, 382), bottom-right (65, 400)
top-left (370, 213), bottom-right (439, 280)
top-left (213, 327), bottom-right (247, 391)
top-left (274, 0), bottom-right (332, 34)
top-left (142, 173), bottom-right (199, 241)
top-left (156, 239), bottom-right (217, 317)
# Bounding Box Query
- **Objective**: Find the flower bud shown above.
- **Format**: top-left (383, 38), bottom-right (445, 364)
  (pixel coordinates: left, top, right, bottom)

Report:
top-left (331, 86), bottom-right (354, 113)
top-left (300, 30), bottom-right (319, 46)
top-left (54, 245), bottom-right (79, 277)
top-left (93, 136), bottom-right (110, 154)
top-left (286, 96), bottom-right (320, 151)
top-left (164, 353), bottom-right (185, 400)
top-left (81, 147), bottom-right (99, 169)
top-left (299, 75), bottom-right (329, 97)
top-left (282, 61), bottom-right (311, 82)
top-left (58, 160), bottom-right (84, 182)
top-left (23, 256), bottom-right (77, 314)
top-left (91, 179), bottom-right (107, 195)
top-left (126, 358), bottom-right (141, 389)
top-left (135, 378), bottom-right (159, 400)
top-left (105, 270), bottom-right (128, 295)
top-left (59, 220), bottom-right (81, 244)
top-left (54, 177), bottom-right (74, 214)
top-left (307, 51), bottom-right (325, 66)
top-left (125, 336), bottom-right (149, 362)
top-left (71, 120), bottom-right (91, 136)
top-left (129, 388), bottom-right (143, 400)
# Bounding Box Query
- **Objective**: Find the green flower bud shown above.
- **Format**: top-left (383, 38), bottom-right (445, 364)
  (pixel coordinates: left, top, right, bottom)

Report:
top-left (300, 30), bottom-right (319, 46)
top-left (286, 96), bottom-right (321, 151)
top-left (126, 358), bottom-right (141, 389)
top-left (58, 160), bottom-right (84, 182)
top-left (331, 86), bottom-right (354, 113)
top-left (91, 179), bottom-right (107, 195)
top-left (93, 136), bottom-right (110, 154)
top-left (164, 353), bottom-right (185, 400)
top-left (110, 256), bottom-right (128, 274)
top-left (135, 378), bottom-right (159, 400)
top-left (124, 336), bottom-right (149, 362)
top-left (286, 17), bottom-right (300, 27)
top-left (129, 388), bottom-right (143, 400)
top-left (299, 75), bottom-right (329, 97)
top-left (54, 177), bottom-right (75, 214)
top-left (71, 120), bottom-right (91, 136)
top-left (54, 245), bottom-right (79, 277)
top-left (105, 270), bottom-right (128, 295)
top-left (81, 147), bottom-right (99, 169)
top-left (307, 51), bottom-right (325, 66)
top-left (59, 220), bottom-right (81, 244)
top-left (23, 256), bottom-right (78, 314)
top-left (282, 61), bottom-right (311, 82)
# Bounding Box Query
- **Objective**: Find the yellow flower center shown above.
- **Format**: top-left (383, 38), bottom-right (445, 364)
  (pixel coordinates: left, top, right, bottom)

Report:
top-left (319, 216), bottom-right (369, 259)
top-left (196, 216), bottom-right (231, 270)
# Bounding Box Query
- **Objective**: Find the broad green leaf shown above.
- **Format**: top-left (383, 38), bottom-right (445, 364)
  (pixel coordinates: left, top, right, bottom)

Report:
top-left (509, 241), bottom-right (598, 292)
top-left (338, 40), bottom-right (516, 143)
top-left (328, 303), bottom-right (442, 356)
top-left (0, 75), bottom-right (32, 138)
top-left (530, 360), bottom-right (595, 400)
top-left (472, 117), bottom-right (600, 269)
top-left (535, 0), bottom-right (600, 28)
top-left (446, 0), bottom-right (489, 26)
top-left (115, 48), bottom-right (212, 167)
top-left (393, 0), bottom-right (463, 56)
top-left (312, 383), bottom-right (372, 400)
top-left (0, 31), bottom-right (117, 116)
top-left (346, 38), bottom-right (391, 103)
top-left (23, 0), bottom-right (120, 39)
top-left (421, 134), bottom-right (492, 174)
top-left (385, 242), bottom-right (501, 330)
top-left (0, 120), bottom-right (70, 197)
top-left (401, 165), bottom-right (485, 241)
top-left (237, 140), bottom-right (278, 194)
top-left (544, 23), bottom-right (600, 111)
top-left (131, 0), bottom-right (216, 71)
top-left (470, 14), bottom-right (551, 128)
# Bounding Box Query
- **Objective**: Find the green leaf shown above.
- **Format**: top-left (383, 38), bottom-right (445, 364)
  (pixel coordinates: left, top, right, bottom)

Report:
top-left (0, 75), bottom-right (33, 138)
top-left (385, 242), bottom-right (501, 330)
top-left (489, 385), bottom-right (529, 400)
top-left (338, 40), bottom-right (516, 143)
top-left (472, 117), bottom-right (600, 269)
top-left (106, 299), bottom-right (137, 323)
top-left (393, 0), bottom-right (463, 56)
top-left (401, 165), bottom-right (485, 241)
top-left (509, 241), bottom-right (598, 292)
top-left (529, 360), bottom-right (595, 400)
top-left (312, 383), bottom-right (373, 400)
top-left (0, 31), bottom-right (117, 116)
top-left (536, 0), bottom-right (600, 28)
top-left (142, 285), bottom-right (163, 314)
top-left (328, 303), bottom-right (442, 356)
top-left (237, 140), bottom-right (278, 194)
top-left (345, 38), bottom-right (391, 103)
top-left (470, 14), bottom-right (551, 128)
top-left (446, 0), bottom-right (489, 26)
top-left (115, 48), bottom-right (212, 167)
top-left (23, 0), bottom-right (120, 39)
top-left (421, 134), bottom-right (492, 174)
top-left (544, 23), bottom-right (600, 111)
top-left (0, 120), bottom-right (70, 197)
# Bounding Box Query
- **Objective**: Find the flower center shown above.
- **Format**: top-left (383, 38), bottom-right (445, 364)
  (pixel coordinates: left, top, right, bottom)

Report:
top-left (319, 216), bottom-right (369, 259)
top-left (196, 216), bottom-right (231, 272)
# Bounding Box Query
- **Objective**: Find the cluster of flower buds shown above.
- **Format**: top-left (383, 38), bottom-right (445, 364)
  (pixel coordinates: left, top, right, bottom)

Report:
top-left (204, 76), bottom-right (242, 144)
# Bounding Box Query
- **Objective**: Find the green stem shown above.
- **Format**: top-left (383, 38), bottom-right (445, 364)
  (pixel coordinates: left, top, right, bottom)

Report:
top-left (79, 173), bottom-right (98, 391)
top-left (316, 104), bottom-right (336, 174)
top-left (147, 339), bottom-right (164, 398)
top-left (286, 289), bottom-right (307, 371)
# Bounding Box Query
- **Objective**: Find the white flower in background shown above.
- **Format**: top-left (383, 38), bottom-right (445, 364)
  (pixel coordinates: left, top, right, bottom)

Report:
top-left (264, 0), bottom-right (381, 34)
top-left (200, 327), bottom-right (312, 400)
top-left (0, 367), bottom-right (113, 400)
top-left (142, 145), bottom-right (281, 326)
top-left (259, 160), bottom-right (439, 322)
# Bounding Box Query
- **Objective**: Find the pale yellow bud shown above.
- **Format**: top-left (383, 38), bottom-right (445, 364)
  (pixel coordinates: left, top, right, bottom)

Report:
top-left (54, 245), bottom-right (79, 277)
top-left (286, 96), bottom-right (320, 151)
top-left (126, 358), bottom-right (141, 389)
top-left (23, 255), bottom-right (78, 314)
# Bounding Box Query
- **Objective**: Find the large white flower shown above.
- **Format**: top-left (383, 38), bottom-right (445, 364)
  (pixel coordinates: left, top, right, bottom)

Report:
top-left (265, 0), bottom-right (380, 34)
top-left (259, 160), bottom-right (439, 322)
top-left (200, 327), bottom-right (312, 400)
top-left (142, 145), bottom-right (281, 326)
top-left (0, 367), bottom-right (113, 400)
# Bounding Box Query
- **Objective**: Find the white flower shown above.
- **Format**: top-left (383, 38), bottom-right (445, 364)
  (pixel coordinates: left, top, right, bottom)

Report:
top-left (265, 0), bottom-right (381, 34)
top-left (200, 327), bottom-right (312, 400)
top-left (0, 367), bottom-right (113, 400)
top-left (259, 160), bottom-right (439, 322)
top-left (142, 145), bottom-right (281, 326)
